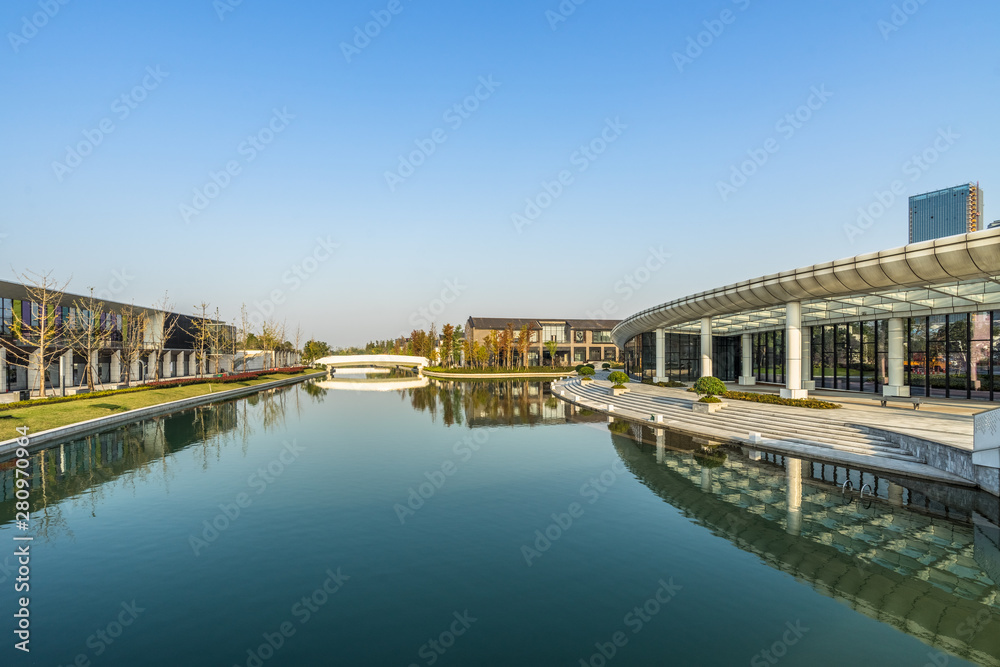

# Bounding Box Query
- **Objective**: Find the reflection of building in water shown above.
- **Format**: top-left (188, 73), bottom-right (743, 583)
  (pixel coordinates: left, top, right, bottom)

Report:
top-left (407, 379), bottom-right (607, 428)
top-left (0, 387), bottom-right (296, 526)
top-left (317, 376), bottom-right (429, 392)
top-left (609, 426), bottom-right (1000, 666)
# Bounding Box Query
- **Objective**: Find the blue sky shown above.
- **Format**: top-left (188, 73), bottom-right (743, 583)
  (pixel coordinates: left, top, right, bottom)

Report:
top-left (1, 0), bottom-right (998, 346)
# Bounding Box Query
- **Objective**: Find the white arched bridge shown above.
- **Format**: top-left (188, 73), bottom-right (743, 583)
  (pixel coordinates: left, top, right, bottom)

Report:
top-left (314, 354), bottom-right (430, 372)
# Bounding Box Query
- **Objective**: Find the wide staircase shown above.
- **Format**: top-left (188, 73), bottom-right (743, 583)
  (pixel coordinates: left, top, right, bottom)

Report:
top-left (557, 378), bottom-right (925, 465)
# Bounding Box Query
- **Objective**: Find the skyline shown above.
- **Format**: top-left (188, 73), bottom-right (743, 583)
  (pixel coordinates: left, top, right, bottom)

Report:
top-left (2, 0), bottom-right (998, 346)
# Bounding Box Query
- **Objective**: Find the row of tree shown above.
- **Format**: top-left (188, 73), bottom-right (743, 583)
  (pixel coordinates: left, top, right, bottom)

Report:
top-left (9, 270), bottom-right (304, 397)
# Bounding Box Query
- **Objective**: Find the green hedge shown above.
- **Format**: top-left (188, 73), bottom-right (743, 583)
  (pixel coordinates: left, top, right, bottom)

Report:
top-left (721, 390), bottom-right (842, 409)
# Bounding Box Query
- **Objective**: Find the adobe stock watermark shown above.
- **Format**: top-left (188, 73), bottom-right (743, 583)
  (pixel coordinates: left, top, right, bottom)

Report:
top-left (7, 0), bottom-right (71, 53)
top-left (520, 459), bottom-right (628, 566)
top-left (234, 567), bottom-right (349, 667)
top-left (578, 578), bottom-right (682, 667)
top-left (340, 0), bottom-right (415, 63)
top-left (545, 0), bottom-right (588, 31)
top-left (52, 66), bottom-right (169, 183)
top-left (213, 0), bottom-right (245, 21)
top-left (750, 620), bottom-right (809, 666)
top-left (394, 427), bottom-right (495, 524)
top-left (878, 0), bottom-right (930, 41)
top-left (385, 76), bottom-right (502, 192)
top-left (672, 0), bottom-right (751, 73)
top-left (248, 235), bottom-right (340, 330)
top-left (94, 268), bottom-right (135, 302)
top-left (188, 439), bottom-right (305, 556)
top-left (406, 278), bottom-right (466, 331)
top-left (716, 85), bottom-right (833, 202)
top-left (843, 126), bottom-right (958, 244)
top-left (179, 107), bottom-right (294, 223)
top-left (922, 607), bottom-right (994, 666)
top-left (511, 117), bottom-right (627, 233)
top-left (57, 600), bottom-right (145, 666)
top-left (585, 245), bottom-right (670, 320)
top-left (407, 611), bottom-right (478, 667)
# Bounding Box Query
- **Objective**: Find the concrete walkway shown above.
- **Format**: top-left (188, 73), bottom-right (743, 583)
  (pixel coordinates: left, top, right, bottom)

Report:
top-left (554, 373), bottom-right (976, 486)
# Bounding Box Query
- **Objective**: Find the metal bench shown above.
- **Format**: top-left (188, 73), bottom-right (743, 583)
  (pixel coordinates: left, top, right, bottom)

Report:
top-left (873, 395), bottom-right (923, 409)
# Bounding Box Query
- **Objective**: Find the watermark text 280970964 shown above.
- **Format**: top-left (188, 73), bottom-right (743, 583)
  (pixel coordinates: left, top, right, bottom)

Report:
top-left (12, 426), bottom-right (33, 653)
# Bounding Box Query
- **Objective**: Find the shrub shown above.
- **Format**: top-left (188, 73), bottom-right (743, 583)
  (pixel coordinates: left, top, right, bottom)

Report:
top-left (698, 396), bottom-right (721, 403)
top-left (607, 371), bottom-right (630, 388)
top-left (693, 376), bottom-right (727, 398)
top-left (694, 450), bottom-right (727, 469)
top-left (602, 363), bottom-right (610, 370)
top-left (721, 391), bottom-right (841, 409)
top-left (578, 366), bottom-right (596, 377)
top-left (657, 381), bottom-right (686, 388)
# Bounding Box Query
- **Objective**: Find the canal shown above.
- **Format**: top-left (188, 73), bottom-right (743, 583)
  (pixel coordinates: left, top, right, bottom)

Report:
top-left (1, 378), bottom-right (998, 666)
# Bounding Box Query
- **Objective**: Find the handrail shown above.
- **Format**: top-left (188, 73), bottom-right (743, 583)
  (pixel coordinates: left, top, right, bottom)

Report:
top-left (842, 480), bottom-right (853, 493)
top-left (860, 483), bottom-right (873, 498)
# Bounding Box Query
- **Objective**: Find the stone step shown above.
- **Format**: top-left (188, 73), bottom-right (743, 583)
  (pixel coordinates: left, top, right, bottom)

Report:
top-left (559, 381), bottom-right (924, 463)
top-left (570, 384), bottom-right (897, 449)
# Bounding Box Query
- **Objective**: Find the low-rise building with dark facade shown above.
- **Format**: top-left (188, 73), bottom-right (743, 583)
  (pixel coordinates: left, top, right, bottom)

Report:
top-left (465, 317), bottom-right (621, 366)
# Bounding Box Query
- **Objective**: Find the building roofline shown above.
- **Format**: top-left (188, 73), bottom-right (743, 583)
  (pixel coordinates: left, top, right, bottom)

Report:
top-left (612, 228), bottom-right (1000, 347)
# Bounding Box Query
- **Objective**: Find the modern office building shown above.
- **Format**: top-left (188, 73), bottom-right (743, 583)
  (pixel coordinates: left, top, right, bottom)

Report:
top-left (909, 183), bottom-right (983, 243)
top-left (0, 279), bottom-right (248, 399)
top-left (465, 317), bottom-right (621, 366)
top-left (614, 228), bottom-right (1000, 404)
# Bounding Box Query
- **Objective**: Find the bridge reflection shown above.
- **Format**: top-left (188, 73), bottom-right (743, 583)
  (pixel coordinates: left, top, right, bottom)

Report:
top-left (608, 421), bottom-right (1000, 665)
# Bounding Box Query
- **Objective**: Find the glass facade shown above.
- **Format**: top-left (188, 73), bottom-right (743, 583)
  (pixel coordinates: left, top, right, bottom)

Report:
top-left (624, 333), bottom-right (739, 383)
top-left (541, 324), bottom-right (566, 343)
top-left (909, 184), bottom-right (981, 243)
top-left (906, 312), bottom-right (998, 400)
top-left (625, 312), bottom-right (1000, 401)
top-left (809, 321), bottom-right (888, 392)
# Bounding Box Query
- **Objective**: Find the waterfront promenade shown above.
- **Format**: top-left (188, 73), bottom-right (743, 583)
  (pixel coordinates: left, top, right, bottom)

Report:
top-left (553, 371), bottom-right (983, 487)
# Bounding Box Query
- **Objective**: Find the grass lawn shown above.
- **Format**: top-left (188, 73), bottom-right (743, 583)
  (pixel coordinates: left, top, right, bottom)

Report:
top-left (0, 372), bottom-right (310, 442)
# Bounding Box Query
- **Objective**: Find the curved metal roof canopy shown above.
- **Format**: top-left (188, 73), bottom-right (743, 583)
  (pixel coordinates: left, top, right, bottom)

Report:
top-left (612, 229), bottom-right (1000, 347)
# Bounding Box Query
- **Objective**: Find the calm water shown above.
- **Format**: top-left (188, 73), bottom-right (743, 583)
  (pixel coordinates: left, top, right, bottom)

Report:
top-left (2, 378), bottom-right (1000, 666)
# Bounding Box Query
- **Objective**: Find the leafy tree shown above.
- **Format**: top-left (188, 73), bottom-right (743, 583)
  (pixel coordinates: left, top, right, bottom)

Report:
top-left (693, 376), bottom-right (727, 398)
top-left (302, 340), bottom-right (331, 364)
top-left (578, 366), bottom-right (595, 378)
top-left (441, 324), bottom-right (455, 368)
top-left (608, 371), bottom-right (630, 388)
top-left (544, 339), bottom-right (558, 368)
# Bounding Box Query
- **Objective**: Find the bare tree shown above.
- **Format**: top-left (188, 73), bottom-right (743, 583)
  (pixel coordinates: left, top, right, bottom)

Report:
top-left (190, 302), bottom-right (211, 377)
top-left (148, 292), bottom-right (180, 381)
top-left (206, 307), bottom-right (233, 375)
top-left (9, 270), bottom-right (70, 397)
top-left (293, 324), bottom-right (304, 367)
top-left (65, 288), bottom-right (113, 391)
top-left (118, 303), bottom-right (149, 386)
top-left (237, 303), bottom-right (251, 373)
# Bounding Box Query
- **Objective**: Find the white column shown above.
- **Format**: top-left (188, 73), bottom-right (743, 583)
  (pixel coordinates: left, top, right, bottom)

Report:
top-left (110, 351), bottom-right (121, 386)
top-left (130, 357), bottom-right (141, 385)
top-left (62, 351), bottom-right (74, 390)
top-left (700, 317), bottom-right (713, 379)
top-left (801, 328), bottom-right (815, 391)
top-left (654, 327), bottom-right (666, 382)
top-left (781, 302), bottom-right (808, 399)
top-left (221, 354), bottom-right (233, 374)
top-left (738, 333), bottom-right (755, 385)
top-left (786, 458), bottom-right (803, 536)
top-left (148, 351), bottom-right (158, 381)
top-left (883, 318), bottom-right (910, 397)
top-left (655, 429), bottom-right (666, 464)
top-left (0, 348), bottom-right (6, 394)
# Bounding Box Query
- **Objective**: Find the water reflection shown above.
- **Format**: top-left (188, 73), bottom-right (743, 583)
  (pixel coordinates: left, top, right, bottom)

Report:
top-left (605, 419), bottom-right (1000, 665)
top-left (405, 378), bottom-right (606, 428)
top-left (0, 384), bottom-right (303, 534)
